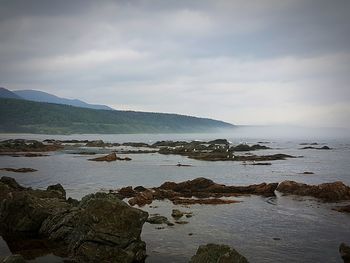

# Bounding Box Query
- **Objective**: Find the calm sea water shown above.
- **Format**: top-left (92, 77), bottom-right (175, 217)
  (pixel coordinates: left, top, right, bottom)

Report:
top-left (0, 132), bottom-right (349, 262)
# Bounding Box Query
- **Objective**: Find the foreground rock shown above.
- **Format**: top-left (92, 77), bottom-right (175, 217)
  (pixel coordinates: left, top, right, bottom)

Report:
top-left (0, 168), bottom-right (37, 173)
top-left (0, 176), bottom-right (148, 262)
top-left (276, 181), bottom-right (350, 202)
top-left (189, 243), bottom-right (249, 263)
top-left (88, 152), bottom-right (131, 162)
top-left (340, 243), bottom-right (350, 263)
top-left (119, 177), bottom-right (278, 207)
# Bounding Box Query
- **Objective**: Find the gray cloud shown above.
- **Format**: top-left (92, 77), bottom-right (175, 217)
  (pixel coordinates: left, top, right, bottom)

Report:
top-left (0, 0), bottom-right (350, 128)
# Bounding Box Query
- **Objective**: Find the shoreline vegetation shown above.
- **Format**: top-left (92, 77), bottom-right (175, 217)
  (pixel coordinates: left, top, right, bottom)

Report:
top-left (0, 137), bottom-right (348, 262)
top-left (0, 98), bottom-right (234, 134)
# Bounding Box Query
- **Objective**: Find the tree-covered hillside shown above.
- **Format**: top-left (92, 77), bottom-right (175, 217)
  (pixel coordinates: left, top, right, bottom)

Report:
top-left (0, 98), bottom-right (234, 134)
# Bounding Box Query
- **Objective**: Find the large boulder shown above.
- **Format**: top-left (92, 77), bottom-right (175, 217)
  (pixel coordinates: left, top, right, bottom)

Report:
top-left (189, 243), bottom-right (249, 263)
top-left (40, 192), bottom-right (148, 263)
top-left (0, 177), bottom-right (149, 263)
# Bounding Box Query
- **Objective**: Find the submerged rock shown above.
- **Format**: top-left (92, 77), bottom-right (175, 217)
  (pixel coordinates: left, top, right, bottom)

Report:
top-left (276, 181), bottom-right (350, 202)
top-left (300, 146), bottom-right (331, 150)
top-left (189, 243), bottom-right (249, 263)
top-left (333, 205), bottom-right (350, 213)
top-left (0, 177), bottom-right (148, 263)
top-left (88, 152), bottom-right (118, 162)
top-left (0, 168), bottom-right (37, 173)
top-left (340, 243), bottom-right (350, 263)
top-left (147, 215), bottom-right (170, 225)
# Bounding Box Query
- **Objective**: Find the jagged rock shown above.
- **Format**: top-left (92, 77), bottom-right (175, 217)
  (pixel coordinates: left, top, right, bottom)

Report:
top-left (126, 178), bottom-right (277, 206)
top-left (128, 190), bottom-right (154, 207)
top-left (276, 181), bottom-right (350, 202)
top-left (0, 168), bottom-right (37, 173)
top-left (41, 192), bottom-right (148, 263)
top-left (1, 254), bottom-right (26, 263)
top-left (122, 142), bottom-right (151, 148)
top-left (0, 177), bottom-right (149, 263)
top-left (340, 243), bottom-right (350, 263)
top-left (189, 243), bottom-right (249, 263)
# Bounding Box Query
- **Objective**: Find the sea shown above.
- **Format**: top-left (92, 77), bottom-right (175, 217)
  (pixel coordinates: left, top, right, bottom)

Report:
top-left (0, 129), bottom-right (349, 262)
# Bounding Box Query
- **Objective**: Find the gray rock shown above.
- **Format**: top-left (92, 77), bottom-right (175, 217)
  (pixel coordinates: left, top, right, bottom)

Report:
top-left (147, 215), bottom-right (170, 224)
top-left (41, 192), bottom-right (148, 263)
top-left (189, 243), bottom-right (249, 263)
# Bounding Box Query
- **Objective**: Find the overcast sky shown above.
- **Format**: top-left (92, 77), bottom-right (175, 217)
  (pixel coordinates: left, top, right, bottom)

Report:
top-left (1, 0), bottom-right (349, 128)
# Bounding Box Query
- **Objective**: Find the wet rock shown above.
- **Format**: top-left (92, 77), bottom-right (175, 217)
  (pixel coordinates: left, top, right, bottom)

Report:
top-left (276, 181), bottom-right (350, 202)
top-left (118, 186), bottom-right (136, 198)
top-left (175, 221), bottom-right (188, 225)
top-left (300, 146), bottom-right (331, 150)
top-left (340, 243), bottom-right (350, 263)
top-left (172, 198), bottom-right (239, 205)
top-left (0, 180), bottom-right (71, 235)
top-left (147, 215), bottom-right (170, 225)
top-left (231, 144), bottom-right (270, 151)
top-left (88, 153), bottom-right (117, 162)
top-left (134, 186), bottom-right (147, 192)
top-left (128, 189), bottom-right (154, 207)
top-left (41, 192), bottom-right (148, 263)
top-left (85, 140), bottom-right (106, 147)
top-left (1, 254), bottom-right (26, 263)
top-left (121, 142), bottom-right (151, 148)
top-left (207, 139), bottom-right (229, 145)
top-left (248, 162), bottom-right (272, 166)
top-left (171, 209), bottom-right (184, 219)
top-left (0, 168), bottom-right (37, 173)
top-left (333, 205), bottom-right (350, 213)
top-left (189, 243), bottom-right (249, 263)
top-left (125, 177), bottom-right (277, 206)
top-left (0, 177), bottom-right (149, 263)
top-left (301, 172), bottom-right (314, 175)
top-left (69, 151), bottom-right (97, 155)
top-left (47, 184), bottom-right (66, 199)
top-left (176, 163), bottom-right (192, 167)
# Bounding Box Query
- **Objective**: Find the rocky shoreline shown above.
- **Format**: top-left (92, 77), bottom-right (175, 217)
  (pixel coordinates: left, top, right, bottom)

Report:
top-left (1, 176), bottom-right (349, 262)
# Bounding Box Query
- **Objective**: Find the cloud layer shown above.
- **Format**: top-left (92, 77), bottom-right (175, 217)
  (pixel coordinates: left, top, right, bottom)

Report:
top-left (1, 0), bottom-right (350, 127)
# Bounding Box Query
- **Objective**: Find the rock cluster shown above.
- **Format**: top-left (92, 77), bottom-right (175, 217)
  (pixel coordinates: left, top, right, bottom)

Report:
top-left (0, 176), bottom-right (148, 263)
top-left (0, 168), bottom-right (37, 173)
top-left (0, 139), bottom-right (62, 152)
top-left (117, 177), bottom-right (278, 207)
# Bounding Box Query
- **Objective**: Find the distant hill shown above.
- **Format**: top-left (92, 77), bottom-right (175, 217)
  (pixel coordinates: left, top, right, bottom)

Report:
top-left (0, 98), bottom-right (234, 134)
top-left (0, 87), bottom-right (22, 100)
top-left (13, 89), bottom-right (114, 110)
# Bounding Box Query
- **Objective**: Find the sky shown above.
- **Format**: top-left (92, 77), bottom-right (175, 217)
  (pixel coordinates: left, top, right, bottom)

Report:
top-left (0, 0), bottom-right (349, 128)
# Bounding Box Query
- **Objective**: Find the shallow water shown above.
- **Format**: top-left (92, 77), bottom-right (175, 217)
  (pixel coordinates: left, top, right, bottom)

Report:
top-left (0, 133), bottom-right (349, 262)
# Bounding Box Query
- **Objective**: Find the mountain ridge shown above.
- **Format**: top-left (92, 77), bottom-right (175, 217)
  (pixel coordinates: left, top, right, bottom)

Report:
top-left (13, 89), bottom-right (114, 110)
top-left (0, 98), bottom-right (234, 134)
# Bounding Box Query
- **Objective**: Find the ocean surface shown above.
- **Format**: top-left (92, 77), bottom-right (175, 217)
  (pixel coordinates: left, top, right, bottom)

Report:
top-left (0, 131), bottom-right (350, 262)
